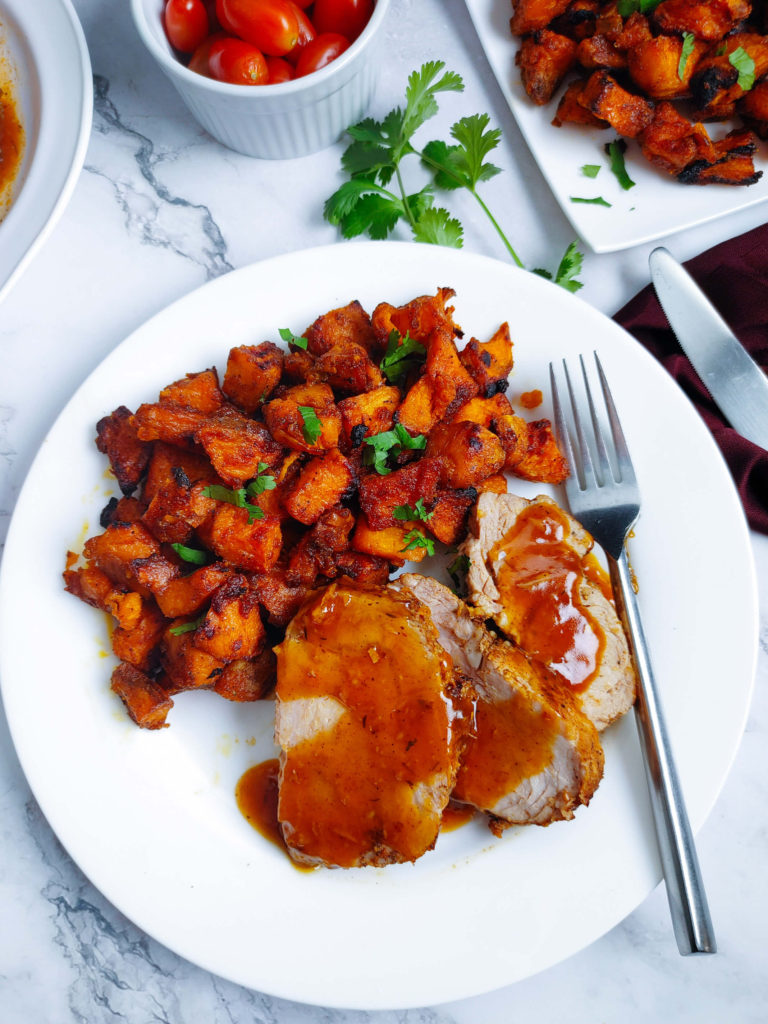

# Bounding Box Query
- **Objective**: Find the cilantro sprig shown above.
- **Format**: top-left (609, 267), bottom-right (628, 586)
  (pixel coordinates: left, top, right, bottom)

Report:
top-left (298, 405), bottom-right (323, 445)
top-left (532, 242), bottom-right (584, 294)
top-left (324, 61), bottom-right (583, 290)
top-left (170, 543), bottom-right (209, 565)
top-left (380, 330), bottom-right (426, 386)
top-left (363, 423), bottom-right (427, 475)
top-left (202, 483), bottom-right (264, 523)
top-left (245, 462), bottom-right (277, 496)
top-left (678, 32), bottom-right (695, 82)
top-left (393, 498), bottom-right (434, 522)
top-left (279, 327), bottom-right (308, 350)
top-left (617, 0), bottom-right (661, 14)
top-left (401, 528), bottom-right (435, 557)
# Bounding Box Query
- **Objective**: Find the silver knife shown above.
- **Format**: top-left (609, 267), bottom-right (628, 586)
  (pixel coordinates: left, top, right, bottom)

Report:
top-left (649, 246), bottom-right (768, 450)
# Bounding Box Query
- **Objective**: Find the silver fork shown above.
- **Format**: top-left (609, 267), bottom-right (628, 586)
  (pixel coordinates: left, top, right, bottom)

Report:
top-left (549, 352), bottom-right (716, 956)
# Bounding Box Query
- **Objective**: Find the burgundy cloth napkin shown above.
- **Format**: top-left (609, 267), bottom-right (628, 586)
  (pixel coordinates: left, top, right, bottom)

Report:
top-left (614, 223), bottom-right (768, 534)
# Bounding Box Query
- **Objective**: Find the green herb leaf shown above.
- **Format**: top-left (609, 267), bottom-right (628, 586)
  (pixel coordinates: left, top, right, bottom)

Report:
top-left (570, 195), bottom-right (612, 207)
top-left (169, 615), bottom-right (205, 636)
top-left (393, 498), bottom-right (434, 522)
top-left (245, 463), bottom-right (277, 497)
top-left (617, 0), bottom-right (662, 14)
top-left (447, 553), bottom-right (470, 593)
top-left (553, 241), bottom-right (585, 293)
top-left (729, 46), bottom-right (756, 90)
top-left (581, 164), bottom-right (601, 178)
top-left (401, 528), bottom-right (435, 556)
top-left (170, 543), bottom-right (209, 565)
top-left (411, 206), bottom-right (464, 248)
top-left (201, 484), bottom-right (264, 523)
top-left (394, 423), bottom-right (428, 451)
top-left (362, 424), bottom-right (427, 474)
top-left (278, 327), bottom-right (307, 350)
top-left (606, 139), bottom-right (635, 191)
top-left (379, 329), bottom-right (427, 386)
top-left (298, 405), bottom-right (323, 445)
top-left (678, 32), bottom-right (695, 81)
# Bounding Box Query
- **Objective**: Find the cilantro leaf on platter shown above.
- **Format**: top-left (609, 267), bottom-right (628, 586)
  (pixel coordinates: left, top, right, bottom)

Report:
top-left (379, 330), bottom-right (427, 386)
top-left (298, 406), bottom-right (323, 445)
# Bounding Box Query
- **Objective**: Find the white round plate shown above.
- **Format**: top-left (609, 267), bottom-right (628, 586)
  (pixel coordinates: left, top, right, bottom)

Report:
top-left (0, 243), bottom-right (757, 1009)
top-left (0, 0), bottom-right (92, 304)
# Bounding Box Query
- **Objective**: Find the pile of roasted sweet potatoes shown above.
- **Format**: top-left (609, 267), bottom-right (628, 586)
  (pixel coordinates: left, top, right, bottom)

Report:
top-left (64, 288), bottom-right (568, 729)
top-left (512, 0), bottom-right (768, 184)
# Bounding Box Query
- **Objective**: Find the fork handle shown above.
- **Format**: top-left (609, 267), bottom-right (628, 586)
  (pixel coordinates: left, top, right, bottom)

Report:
top-left (609, 550), bottom-right (717, 956)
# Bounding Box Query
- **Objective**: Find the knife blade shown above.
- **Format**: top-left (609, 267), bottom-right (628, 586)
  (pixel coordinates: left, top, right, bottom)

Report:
top-left (649, 246), bottom-right (768, 450)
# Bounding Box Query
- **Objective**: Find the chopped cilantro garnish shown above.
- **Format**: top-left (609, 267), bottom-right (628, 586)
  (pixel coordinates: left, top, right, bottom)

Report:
top-left (678, 32), bottom-right (695, 81)
top-left (202, 484), bottom-right (264, 523)
top-left (401, 528), bottom-right (435, 556)
top-left (298, 405), bottom-right (323, 445)
top-left (379, 329), bottom-right (427, 386)
top-left (393, 498), bottom-right (434, 522)
top-left (570, 196), bottom-right (612, 207)
top-left (170, 543), bottom-right (209, 565)
top-left (447, 553), bottom-right (470, 593)
top-left (169, 615), bottom-right (204, 636)
top-left (729, 47), bottom-right (756, 90)
top-left (362, 423), bottom-right (427, 475)
top-left (278, 327), bottom-right (308, 350)
top-left (532, 241), bottom-right (584, 293)
top-left (606, 139), bottom-right (635, 191)
top-left (617, 0), bottom-right (661, 14)
top-left (581, 164), bottom-right (601, 178)
top-left (245, 462), bottom-right (277, 496)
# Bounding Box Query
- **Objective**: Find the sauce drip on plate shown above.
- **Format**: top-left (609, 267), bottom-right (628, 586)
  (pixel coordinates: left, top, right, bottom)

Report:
top-left (0, 48), bottom-right (24, 220)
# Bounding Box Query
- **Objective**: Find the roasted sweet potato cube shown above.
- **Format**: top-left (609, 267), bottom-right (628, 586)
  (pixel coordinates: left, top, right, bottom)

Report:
top-left (142, 479), bottom-right (216, 545)
top-left (553, 81), bottom-right (610, 127)
top-left (426, 487), bottom-right (478, 546)
top-left (398, 328), bottom-right (479, 434)
top-left (286, 505), bottom-right (355, 584)
top-left (112, 602), bottom-right (166, 673)
top-left (613, 11), bottom-right (652, 50)
top-left (638, 102), bottom-right (715, 173)
top-left (518, 29), bottom-right (578, 104)
top-left (212, 649), bottom-right (276, 702)
top-left (223, 342), bottom-right (284, 413)
top-left (100, 496), bottom-right (146, 527)
top-left (95, 406), bottom-right (151, 496)
top-left (351, 517), bottom-right (428, 565)
top-left (304, 300), bottom-right (377, 356)
top-left (282, 348), bottom-right (315, 383)
top-left (459, 323), bottom-right (514, 396)
top-left (282, 450), bottom-right (353, 525)
top-left (338, 385), bottom-right (400, 448)
top-left (495, 412), bottom-right (531, 470)
top-left (576, 33), bottom-right (626, 70)
top-left (740, 80), bottom-right (768, 138)
top-left (192, 575), bottom-right (266, 662)
top-left (111, 662), bottom-right (173, 729)
top-left (252, 569), bottom-right (312, 627)
top-left (161, 625), bottom-right (226, 691)
top-left (63, 562), bottom-right (143, 630)
top-left (512, 418), bottom-right (570, 483)
top-left (128, 553), bottom-right (181, 598)
top-left (256, 451), bottom-right (303, 519)
top-left (691, 33), bottom-right (768, 119)
top-left (628, 36), bottom-right (708, 99)
top-left (334, 551), bottom-right (391, 585)
top-left (679, 147), bottom-right (762, 186)
top-left (510, 0), bottom-right (571, 36)
top-left (197, 505), bottom-right (282, 573)
top-left (159, 368), bottom-right (224, 414)
top-left (653, 0), bottom-right (750, 41)
top-left (450, 392), bottom-right (516, 427)
top-left (312, 342), bottom-right (384, 394)
top-left (478, 473), bottom-right (508, 495)
top-left (142, 443), bottom-right (215, 504)
top-left (578, 70), bottom-right (655, 137)
top-left (396, 375), bottom-right (435, 435)
top-left (195, 408), bottom-right (283, 485)
top-left (425, 422), bottom-right (505, 489)
top-left (263, 382), bottom-right (341, 453)
top-left (358, 456), bottom-right (442, 529)
top-left (132, 402), bottom-right (207, 447)
top-left (550, 0), bottom-right (599, 40)
top-left (84, 522), bottom-right (161, 589)
top-left (155, 563), bottom-right (231, 618)
top-left (386, 288), bottom-right (459, 344)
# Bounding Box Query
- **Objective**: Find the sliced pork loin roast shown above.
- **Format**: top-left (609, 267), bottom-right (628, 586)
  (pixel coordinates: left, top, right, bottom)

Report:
top-left (274, 581), bottom-right (473, 869)
top-left (399, 574), bottom-right (604, 834)
top-left (461, 492), bottom-right (636, 732)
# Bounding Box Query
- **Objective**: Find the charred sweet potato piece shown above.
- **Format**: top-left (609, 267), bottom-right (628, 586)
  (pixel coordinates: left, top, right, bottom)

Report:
top-left (142, 479), bottom-right (216, 545)
top-left (263, 382), bottom-right (341, 453)
top-left (112, 601), bottom-right (166, 673)
top-left (282, 347), bottom-right (316, 384)
top-left (63, 562), bottom-right (143, 630)
top-left (553, 80), bottom-right (610, 127)
top-left (398, 328), bottom-right (479, 435)
top-left (312, 342), bottom-right (384, 394)
top-left (639, 101), bottom-right (716, 173)
top-left (426, 487), bottom-right (478, 545)
top-left (111, 662), bottom-right (173, 729)
top-left (450, 391), bottom-right (516, 427)
top-left (678, 131), bottom-right (762, 184)
top-left (255, 451), bottom-right (303, 520)
top-left (653, 0), bottom-right (751, 41)
top-left (337, 385), bottom-right (400, 449)
top-left (425, 422), bottom-right (505, 489)
top-left (578, 70), bottom-right (655, 137)
top-left (576, 33), bottom-right (626, 70)
top-left (512, 418), bottom-right (570, 483)
top-left (212, 649), bottom-right (276, 702)
top-left (358, 457), bottom-right (442, 530)
top-left (197, 505), bottom-right (282, 573)
top-left (195, 408), bottom-right (283, 485)
top-left (252, 569), bottom-right (313, 627)
top-left (518, 29), bottom-right (578, 104)
top-left (159, 368), bottom-right (224, 414)
top-left (161, 625), bottom-right (226, 691)
top-left (386, 288), bottom-right (460, 343)
top-left (155, 563), bottom-right (232, 618)
top-left (494, 412), bottom-right (532, 470)
top-left (282, 450), bottom-right (353, 525)
top-left (84, 521), bottom-right (161, 589)
top-left (100, 496), bottom-right (145, 527)
top-left (333, 550), bottom-right (390, 585)
top-left (740, 80), bottom-right (768, 138)
top-left (351, 517), bottom-right (428, 565)
top-left (304, 300), bottom-right (377, 356)
top-left (691, 34), bottom-right (768, 119)
top-left (132, 402), bottom-right (207, 447)
top-left (549, 0), bottom-right (600, 41)
top-left (628, 36), bottom-right (708, 100)
top-left (477, 473), bottom-right (508, 494)
top-left (595, 1), bottom-right (624, 40)
top-left (459, 323), bottom-right (514, 397)
top-left (286, 505), bottom-right (355, 584)
top-left (142, 443), bottom-right (215, 504)
top-left (223, 342), bottom-right (284, 412)
top-left (95, 406), bottom-right (151, 496)
top-left (613, 11), bottom-right (652, 51)
top-left (511, 0), bottom-right (572, 35)
top-left (128, 554), bottom-right (181, 599)
top-left (192, 575), bottom-right (265, 662)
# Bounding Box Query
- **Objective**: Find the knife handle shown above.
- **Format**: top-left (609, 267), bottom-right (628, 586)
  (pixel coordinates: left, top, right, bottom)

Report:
top-left (611, 551), bottom-right (717, 955)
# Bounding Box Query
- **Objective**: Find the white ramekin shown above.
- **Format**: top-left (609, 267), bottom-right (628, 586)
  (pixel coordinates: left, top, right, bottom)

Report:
top-left (130, 0), bottom-right (390, 159)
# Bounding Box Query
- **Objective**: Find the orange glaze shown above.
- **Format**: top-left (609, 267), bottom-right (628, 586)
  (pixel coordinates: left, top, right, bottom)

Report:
top-left (519, 389), bottom-right (543, 410)
top-left (275, 583), bottom-right (460, 868)
top-left (489, 503), bottom-right (605, 690)
top-left (0, 59), bottom-right (24, 219)
top-left (236, 759), bottom-right (314, 871)
top-left (440, 799), bottom-right (477, 832)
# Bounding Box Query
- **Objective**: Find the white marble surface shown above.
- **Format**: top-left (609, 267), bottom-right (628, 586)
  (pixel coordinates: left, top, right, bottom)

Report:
top-left (1, 0), bottom-right (767, 1019)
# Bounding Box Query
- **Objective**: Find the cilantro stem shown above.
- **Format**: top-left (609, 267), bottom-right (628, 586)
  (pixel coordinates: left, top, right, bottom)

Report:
top-left (395, 164), bottom-right (418, 231)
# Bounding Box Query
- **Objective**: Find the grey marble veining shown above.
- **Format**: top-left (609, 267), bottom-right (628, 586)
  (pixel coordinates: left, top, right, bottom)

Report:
top-left (1, 0), bottom-right (767, 1020)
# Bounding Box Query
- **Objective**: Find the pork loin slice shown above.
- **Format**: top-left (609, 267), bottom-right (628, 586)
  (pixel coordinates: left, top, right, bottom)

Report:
top-left (399, 574), bottom-right (604, 832)
top-left (274, 581), bottom-right (472, 868)
top-left (461, 492), bottom-right (636, 731)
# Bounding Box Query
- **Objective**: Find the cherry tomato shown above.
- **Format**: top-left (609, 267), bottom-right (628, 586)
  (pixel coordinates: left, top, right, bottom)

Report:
top-left (295, 32), bottom-right (350, 76)
top-left (215, 0), bottom-right (238, 32)
top-left (188, 31), bottom-right (227, 75)
top-left (209, 36), bottom-right (269, 84)
top-left (285, 3), bottom-right (316, 65)
top-left (291, 0), bottom-right (313, 6)
top-left (265, 56), bottom-right (295, 82)
top-left (164, 0), bottom-right (210, 53)
top-left (220, 0), bottom-right (299, 56)
top-left (311, 0), bottom-right (374, 41)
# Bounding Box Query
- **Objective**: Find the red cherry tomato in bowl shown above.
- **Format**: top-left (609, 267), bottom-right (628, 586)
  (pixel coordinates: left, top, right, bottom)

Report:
top-left (294, 32), bottom-right (350, 76)
top-left (285, 3), bottom-right (316, 65)
top-left (209, 36), bottom-right (269, 84)
top-left (265, 56), bottom-right (295, 83)
top-left (220, 0), bottom-right (299, 55)
top-left (311, 0), bottom-right (374, 41)
top-left (164, 0), bottom-right (210, 53)
top-left (187, 31), bottom-right (227, 75)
